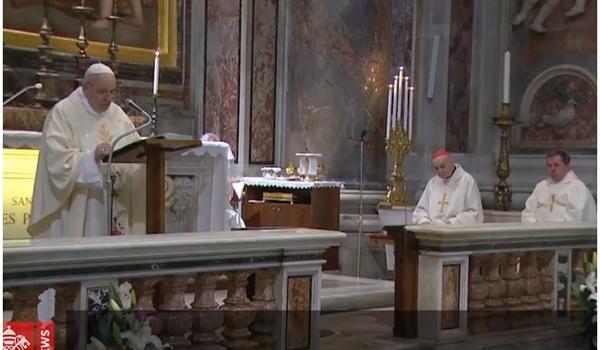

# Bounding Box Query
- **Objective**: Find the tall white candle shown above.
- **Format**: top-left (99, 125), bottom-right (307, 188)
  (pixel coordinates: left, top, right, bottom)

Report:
top-left (152, 50), bottom-right (160, 96)
top-left (403, 76), bottom-right (409, 131)
top-left (408, 86), bottom-right (414, 141)
top-left (386, 84), bottom-right (393, 138)
top-left (502, 51), bottom-right (510, 104)
top-left (396, 67), bottom-right (404, 126)
top-left (392, 75), bottom-right (399, 131)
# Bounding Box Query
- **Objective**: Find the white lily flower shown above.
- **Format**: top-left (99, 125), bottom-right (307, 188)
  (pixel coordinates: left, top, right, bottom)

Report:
top-left (121, 321), bottom-right (164, 350)
top-left (118, 281), bottom-right (133, 310)
top-left (87, 337), bottom-right (107, 350)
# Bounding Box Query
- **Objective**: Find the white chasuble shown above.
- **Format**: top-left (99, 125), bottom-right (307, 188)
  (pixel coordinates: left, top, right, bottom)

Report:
top-left (413, 164), bottom-right (484, 224)
top-left (28, 87), bottom-right (146, 238)
top-left (521, 170), bottom-right (596, 223)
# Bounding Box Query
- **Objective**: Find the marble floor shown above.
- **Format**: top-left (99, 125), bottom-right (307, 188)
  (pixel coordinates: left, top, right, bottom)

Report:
top-left (321, 273), bottom-right (395, 312)
top-left (320, 307), bottom-right (431, 350)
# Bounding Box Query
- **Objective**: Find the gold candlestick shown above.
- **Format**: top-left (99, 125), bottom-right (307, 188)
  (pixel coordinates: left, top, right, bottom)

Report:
top-left (35, 2), bottom-right (60, 107)
top-left (383, 122), bottom-right (412, 206)
top-left (493, 103), bottom-right (516, 210)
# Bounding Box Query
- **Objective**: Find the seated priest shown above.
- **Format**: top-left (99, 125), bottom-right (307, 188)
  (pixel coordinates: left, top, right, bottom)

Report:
top-left (28, 63), bottom-right (146, 238)
top-left (521, 149), bottom-right (596, 223)
top-left (413, 149), bottom-right (484, 224)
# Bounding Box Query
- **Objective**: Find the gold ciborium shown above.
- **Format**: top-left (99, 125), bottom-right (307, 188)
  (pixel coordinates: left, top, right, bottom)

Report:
top-left (383, 122), bottom-right (412, 206)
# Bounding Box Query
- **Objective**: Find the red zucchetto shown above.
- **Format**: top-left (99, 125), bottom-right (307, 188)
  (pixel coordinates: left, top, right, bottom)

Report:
top-left (432, 148), bottom-right (450, 160)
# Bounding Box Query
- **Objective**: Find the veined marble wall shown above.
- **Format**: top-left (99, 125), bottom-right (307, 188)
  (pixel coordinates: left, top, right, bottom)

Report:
top-left (392, 0), bottom-right (415, 72)
top-left (250, 0), bottom-right (278, 164)
top-left (284, 0), bottom-right (392, 186)
top-left (204, 0), bottom-right (242, 159)
top-left (445, 0), bottom-right (474, 153)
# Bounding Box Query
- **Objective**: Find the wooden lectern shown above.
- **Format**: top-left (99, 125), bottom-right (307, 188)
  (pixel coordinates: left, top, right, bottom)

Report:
top-left (107, 136), bottom-right (201, 234)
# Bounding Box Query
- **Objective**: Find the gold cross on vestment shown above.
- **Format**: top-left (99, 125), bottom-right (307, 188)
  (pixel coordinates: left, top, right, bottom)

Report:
top-left (438, 193), bottom-right (449, 212)
top-left (549, 194), bottom-right (567, 212)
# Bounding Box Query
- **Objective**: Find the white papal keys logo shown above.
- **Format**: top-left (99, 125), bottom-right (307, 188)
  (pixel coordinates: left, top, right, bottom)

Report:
top-left (3, 325), bottom-right (32, 350)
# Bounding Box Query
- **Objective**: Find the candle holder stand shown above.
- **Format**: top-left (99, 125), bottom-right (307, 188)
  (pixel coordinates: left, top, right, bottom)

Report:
top-left (382, 122), bottom-right (412, 207)
top-left (493, 103), bottom-right (517, 210)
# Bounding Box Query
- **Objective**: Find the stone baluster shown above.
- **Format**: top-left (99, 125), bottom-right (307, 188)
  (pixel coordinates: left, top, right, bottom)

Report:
top-left (221, 271), bottom-right (258, 350)
top-left (500, 253), bottom-right (525, 329)
top-left (8, 286), bottom-right (45, 321)
top-left (53, 284), bottom-right (79, 350)
top-left (250, 269), bottom-right (278, 349)
top-left (159, 276), bottom-right (194, 348)
top-left (468, 255), bottom-right (488, 334)
top-left (537, 251), bottom-right (555, 312)
top-left (484, 254), bottom-right (506, 331)
top-left (191, 273), bottom-right (224, 349)
top-left (520, 252), bottom-right (541, 326)
top-left (130, 278), bottom-right (162, 336)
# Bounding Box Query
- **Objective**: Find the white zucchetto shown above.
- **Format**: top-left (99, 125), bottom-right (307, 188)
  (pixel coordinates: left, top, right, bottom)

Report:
top-left (84, 63), bottom-right (115, 81)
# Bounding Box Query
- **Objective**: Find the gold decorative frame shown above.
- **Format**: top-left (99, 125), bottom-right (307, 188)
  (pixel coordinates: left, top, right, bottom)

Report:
top-left (3, 0), bottom-right (177, 67)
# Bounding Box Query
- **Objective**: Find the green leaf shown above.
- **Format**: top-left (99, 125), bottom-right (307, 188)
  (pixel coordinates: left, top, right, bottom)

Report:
top-left (112, 323), bottom-right (124, 348)
top-left (130, 289), bottom-right (137, 308)
top-left (110, 283), bottom-right (124, 310)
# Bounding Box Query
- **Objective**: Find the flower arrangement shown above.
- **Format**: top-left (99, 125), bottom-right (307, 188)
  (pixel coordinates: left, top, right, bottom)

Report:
top-left (572, 252), bottom-right (597, 349)
top-left (87, 282), bottom-right (172, 350)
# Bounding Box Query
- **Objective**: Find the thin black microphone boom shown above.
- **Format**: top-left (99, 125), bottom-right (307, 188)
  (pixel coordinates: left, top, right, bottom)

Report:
top-left (360, 129), bottom-right (367, 140)
top-left (3, 83), bottom-right (43, 106)
top-left (125, 98), bottom-right (153, 120)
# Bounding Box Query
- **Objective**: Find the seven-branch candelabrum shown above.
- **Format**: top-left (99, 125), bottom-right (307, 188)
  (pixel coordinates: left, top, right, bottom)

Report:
top-left (385, 121), bottom-right (411, 206)
top-left (493, 103), bottom-right (516, 210)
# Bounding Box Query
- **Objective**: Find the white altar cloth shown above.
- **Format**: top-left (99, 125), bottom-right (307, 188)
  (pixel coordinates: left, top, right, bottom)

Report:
top-left (242, 177), bottom-right (343, 189)
top-left (182, 141), bottom-right (233, 231)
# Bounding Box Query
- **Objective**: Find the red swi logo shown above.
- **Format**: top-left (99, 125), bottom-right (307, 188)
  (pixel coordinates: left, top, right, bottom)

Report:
top-left (3, 322), bottom-right (54, 350)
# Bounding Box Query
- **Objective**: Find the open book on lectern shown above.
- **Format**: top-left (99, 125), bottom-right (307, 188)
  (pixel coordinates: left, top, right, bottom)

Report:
top-left (106, 133), bottom-right (201, 164)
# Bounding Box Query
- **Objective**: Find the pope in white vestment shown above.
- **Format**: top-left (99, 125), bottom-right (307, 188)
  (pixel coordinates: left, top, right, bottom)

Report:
top-left (522, 150), bottom-right (596, 223)
top-left (413, 149), bottom-right (484, 224)
top-left (28, 63), bottom-right (146, 238)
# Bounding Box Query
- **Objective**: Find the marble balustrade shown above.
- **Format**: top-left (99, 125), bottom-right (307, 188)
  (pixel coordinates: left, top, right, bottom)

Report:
top-left (4, 228), bottom-right (345, 350)
top-left (406, 221), bottom-right (596, 341)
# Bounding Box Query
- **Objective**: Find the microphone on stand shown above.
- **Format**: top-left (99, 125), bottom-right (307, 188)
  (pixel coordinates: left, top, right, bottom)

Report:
top-left (357, 129), bottom-right (367, 278)
top-left (125, 98), bottom-right (153, 120)
top-left (3, 83), bottom-right (43, 106)
top-left (105, 98), bottom-right (154, 236)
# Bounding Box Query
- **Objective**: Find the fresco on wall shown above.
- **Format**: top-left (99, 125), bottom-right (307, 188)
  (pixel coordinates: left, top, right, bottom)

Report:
top-left (285, 0), bottom-right (392, 186)
top-left (511, 0), bottom-right (596, 152)
top-left (445, 0), bottom-right (473, 153)
top-left (204, 0), bottom-right (241, 159)
top-left (249, 0), bottom-right (278, 164)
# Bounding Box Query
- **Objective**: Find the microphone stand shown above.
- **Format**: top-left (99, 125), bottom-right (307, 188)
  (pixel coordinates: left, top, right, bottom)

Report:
top-left (105, 105), bottom-right (153, 236)
top-left (3, 84), bottom-right (42, 106)
top-left (357, 132), bottom-right (366, 278)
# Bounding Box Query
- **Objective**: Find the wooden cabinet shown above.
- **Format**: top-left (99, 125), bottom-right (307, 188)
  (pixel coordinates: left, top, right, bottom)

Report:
top-left (242, 184), bottom-right (340, 270)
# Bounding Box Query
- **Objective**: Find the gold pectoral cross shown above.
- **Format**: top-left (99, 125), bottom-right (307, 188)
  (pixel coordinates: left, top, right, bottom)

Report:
top-left (549, 194), bottom-right (567, 212)
top-left (438, 193), bottom-right (449, 212)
